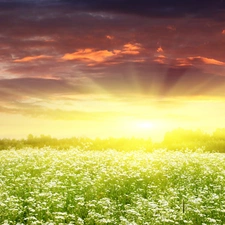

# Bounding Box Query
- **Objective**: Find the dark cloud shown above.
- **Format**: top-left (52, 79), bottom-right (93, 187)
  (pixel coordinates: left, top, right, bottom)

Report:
top-left (85, 62), bottom-right (225, 97)
top-left (58, 0), bottom-right (225, 18)
top-left (160, 67), bottom-right (189, 95)
top-left (0, 78), bottom-right (95, 102)
top-left (1, 0), bottom-right (225, 19)
top-left (0, 0), bottom-right (225, 104)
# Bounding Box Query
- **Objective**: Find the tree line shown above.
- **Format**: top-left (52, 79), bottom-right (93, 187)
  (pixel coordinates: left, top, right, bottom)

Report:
top-left (1, 128), bottom-right (225, 152)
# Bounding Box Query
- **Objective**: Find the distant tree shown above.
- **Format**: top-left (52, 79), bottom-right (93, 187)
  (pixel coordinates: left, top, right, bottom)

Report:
top-left (163, 128), bottom-right (210, 151)
top-left (212, 128), bottom-right (225, 140)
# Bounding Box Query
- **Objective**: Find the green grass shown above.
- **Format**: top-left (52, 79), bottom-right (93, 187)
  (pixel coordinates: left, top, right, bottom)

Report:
top-left (1, 148), bottom-right (225, 224)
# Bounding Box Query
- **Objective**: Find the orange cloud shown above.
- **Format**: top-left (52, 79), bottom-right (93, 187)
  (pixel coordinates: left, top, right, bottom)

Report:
top-left (14, 55), bottom-right (52, 62)
top-left (188, 56), bottom-right (225, 66)
top-left (156, 55), bottom-right (225, 67)
top-left (175, 58), bottom-right (192, 67)
top-left (62, 49), bottom-right (114, 62)
top-left (201, 57), bottom-right (225, 65)
top-left (106, 35), bottom-right (114, 40)
top-left (222, 30), bottom-right (225, 34)
top-left (154, 55), bottom-right (166, 64)
top-left (62, 43), bottom-right (141, 64)
top-left (121, 43), bottom-right (141, 55)
top-left (157, 46), bottom-right (164, 53)
top-left (154, 46), bottom-right (166, 64)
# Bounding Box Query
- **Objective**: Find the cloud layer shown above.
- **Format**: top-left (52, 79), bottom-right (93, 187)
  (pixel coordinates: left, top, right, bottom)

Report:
top-left (1, 0), bottom-right (225, 121)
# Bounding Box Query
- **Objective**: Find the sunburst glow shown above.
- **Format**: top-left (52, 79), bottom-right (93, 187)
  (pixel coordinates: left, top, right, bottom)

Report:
top-left (135, 120), bottom-right (153, 129)
top-left (0, 1), bottom-right (225, 140)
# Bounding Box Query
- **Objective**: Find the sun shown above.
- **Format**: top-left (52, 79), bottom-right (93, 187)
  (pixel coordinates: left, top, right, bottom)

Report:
top-left (128, 119), bottom-right (155, 138)
top-left (135, 120), bottom-right (154, 129)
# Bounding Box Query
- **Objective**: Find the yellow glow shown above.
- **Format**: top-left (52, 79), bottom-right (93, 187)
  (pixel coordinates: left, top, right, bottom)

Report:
top-left (134, 120), bottom-right (154, 129)
top-left (1, 94), bottom-right (225, 142)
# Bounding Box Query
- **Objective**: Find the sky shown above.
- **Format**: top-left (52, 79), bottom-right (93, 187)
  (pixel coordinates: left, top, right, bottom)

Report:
top-left (1, 0), bottom-right (225, 141)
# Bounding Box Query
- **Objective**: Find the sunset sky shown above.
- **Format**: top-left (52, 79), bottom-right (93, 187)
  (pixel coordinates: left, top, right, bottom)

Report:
top-left (1, 0), bottom-right (225, 141)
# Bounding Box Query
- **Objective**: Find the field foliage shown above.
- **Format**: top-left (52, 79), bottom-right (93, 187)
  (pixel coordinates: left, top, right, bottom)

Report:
top-left (1, 128), bottom-right (225, 152)
top-left (1, 148), bottom-right (225, 224)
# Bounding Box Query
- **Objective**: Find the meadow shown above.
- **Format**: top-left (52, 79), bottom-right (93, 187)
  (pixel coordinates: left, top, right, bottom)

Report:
top-left (1, 148), bottom-right (225, 225)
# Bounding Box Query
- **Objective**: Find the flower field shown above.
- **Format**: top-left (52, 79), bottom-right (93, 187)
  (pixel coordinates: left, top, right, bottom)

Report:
top-left (1, 148), bottom-right (225, 225)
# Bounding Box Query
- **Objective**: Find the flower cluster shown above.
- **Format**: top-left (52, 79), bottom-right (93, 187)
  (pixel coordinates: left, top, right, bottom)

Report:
top-left (1, 148), bottom-right (225, 224)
